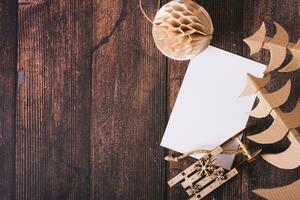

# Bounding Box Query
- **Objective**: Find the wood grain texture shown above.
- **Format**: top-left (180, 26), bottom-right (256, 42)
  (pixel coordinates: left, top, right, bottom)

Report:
top-left (0, 0), bottom-right (17, 199)
top-left (166, 58), bottom-right (189, 200)
top-left (0, 0), bottom-right (298, 199)
top-left (90, 0), bottom-right (167, 199)
top-left (17, 0), bottom-right (92, 199)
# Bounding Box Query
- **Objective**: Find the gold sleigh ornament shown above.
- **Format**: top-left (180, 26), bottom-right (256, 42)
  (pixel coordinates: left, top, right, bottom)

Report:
top-left (166, 129), bottom-right (261, 200)
top-left (166, 22), bottom-right (300, 200)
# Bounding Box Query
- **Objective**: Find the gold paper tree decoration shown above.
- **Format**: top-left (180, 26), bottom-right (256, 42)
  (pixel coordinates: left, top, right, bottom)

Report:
top-left (243, 22), bottom-right (300, 170)
top-left (241, 74), bottom-right (300, 169)
top-left (243, 22), bottom-right (300, 73)
top-left (244, 22), bottom-right (300, 199)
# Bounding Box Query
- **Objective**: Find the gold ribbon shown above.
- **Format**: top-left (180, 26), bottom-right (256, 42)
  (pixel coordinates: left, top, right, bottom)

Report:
top-left (165, 149), bottom-right (243, 162)
top-left (139, 0), bottom-right (161, 23)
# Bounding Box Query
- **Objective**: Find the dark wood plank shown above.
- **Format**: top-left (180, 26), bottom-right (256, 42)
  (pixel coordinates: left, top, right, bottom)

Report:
top-left (242, 1), bottom-right (300, 199)
top-left (0, 0), bottom-right (17, 199)
top-left (10, 0), bottom-right (299, 199)
top-left (17, 0), bottom-right (92, 199)
top-left (166, 59), bottom-right (189, 200)
top-left (90, 0), bottom-right (167, 199)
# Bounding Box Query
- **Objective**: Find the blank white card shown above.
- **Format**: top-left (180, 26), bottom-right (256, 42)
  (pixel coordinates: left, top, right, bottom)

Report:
top-left (161, 46), bottom-right (265, 169)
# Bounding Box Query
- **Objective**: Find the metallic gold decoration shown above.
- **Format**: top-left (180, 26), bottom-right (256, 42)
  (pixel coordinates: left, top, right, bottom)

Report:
top-left (166, 129), bottom-right (261, 200)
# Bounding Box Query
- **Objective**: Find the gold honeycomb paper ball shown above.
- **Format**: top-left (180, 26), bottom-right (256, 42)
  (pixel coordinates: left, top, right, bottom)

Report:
top-left (152, 0), bottom-right (214, 61)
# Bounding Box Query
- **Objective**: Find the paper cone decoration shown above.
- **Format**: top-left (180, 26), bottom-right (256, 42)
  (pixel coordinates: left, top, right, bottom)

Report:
top-left (280, 39), bottom-right (300, 72)
top-left (243, 22), bottom-right (266, 56)
top-left (264, 23), bottom-right (289, 73)
top-left (241, 73), bottom-right (300, 169)
top-left (152, 0), bottom-right (213, 60)
top-left (241, 73), bottom-right (291, 118)
top-left (247, 105), bottom-right (300, 144)
top-left (243, 21), bottom-right (300, 169)
top-left (239, 73), bottom-right (270, 97)
top-left (253, 179), bottom-right (300, 200)
top-left (262, 129), bottom-right (300, 169)
top-left (244, 22), bottom-right (300, 73)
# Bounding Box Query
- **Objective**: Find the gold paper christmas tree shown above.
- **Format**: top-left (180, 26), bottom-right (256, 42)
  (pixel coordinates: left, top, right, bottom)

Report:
top-left (244, 22), bottom-right (300, 199)
top-left (243, 22), bottom-right (300, 170)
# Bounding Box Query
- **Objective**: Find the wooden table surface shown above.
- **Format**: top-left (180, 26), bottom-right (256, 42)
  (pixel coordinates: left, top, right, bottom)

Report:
top-left (0, 0), bottom-right (299, 199)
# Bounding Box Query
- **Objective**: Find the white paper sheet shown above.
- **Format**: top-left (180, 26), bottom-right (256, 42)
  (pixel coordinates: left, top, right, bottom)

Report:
top-left (161, 46), bottom-right (265, 169)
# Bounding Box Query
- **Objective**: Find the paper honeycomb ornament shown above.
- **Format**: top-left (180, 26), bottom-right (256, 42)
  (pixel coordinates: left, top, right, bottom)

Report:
top-left (152, 0), bottom-right (214, 60)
